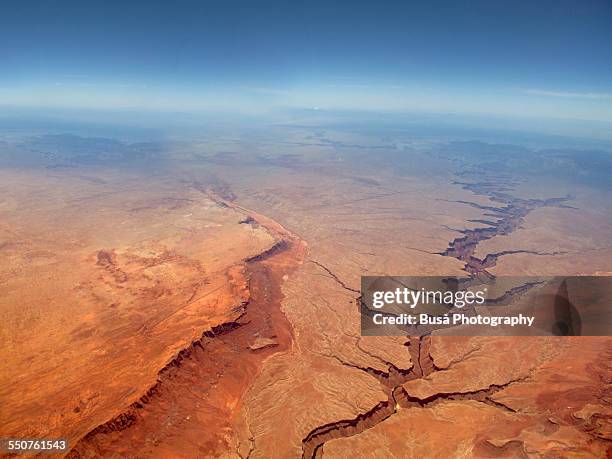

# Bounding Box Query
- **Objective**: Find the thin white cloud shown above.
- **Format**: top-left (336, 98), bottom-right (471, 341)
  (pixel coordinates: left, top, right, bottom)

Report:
top-left (521, 88), bottom-right (612, 100)
top-left (53, 81), bottom-right (148, 89)
top-left (241, 86), bottom-right (292, 96)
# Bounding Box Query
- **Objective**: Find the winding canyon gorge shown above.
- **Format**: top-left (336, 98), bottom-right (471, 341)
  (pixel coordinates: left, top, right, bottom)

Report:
top-left (1, 131), bottom-right (611, 458)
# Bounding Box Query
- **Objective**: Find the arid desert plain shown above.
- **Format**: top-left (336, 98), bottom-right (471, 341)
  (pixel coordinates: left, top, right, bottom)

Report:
top-left (1, 124), bottom-right (611, 458)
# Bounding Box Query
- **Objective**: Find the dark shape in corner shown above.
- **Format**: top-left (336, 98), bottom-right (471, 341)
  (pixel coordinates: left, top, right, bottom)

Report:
top-left (552, 279), bottom-right (581, 336)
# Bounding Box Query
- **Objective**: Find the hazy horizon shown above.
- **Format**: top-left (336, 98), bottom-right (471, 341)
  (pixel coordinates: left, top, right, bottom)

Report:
top-left (1, 0), bottom-right (611, 125)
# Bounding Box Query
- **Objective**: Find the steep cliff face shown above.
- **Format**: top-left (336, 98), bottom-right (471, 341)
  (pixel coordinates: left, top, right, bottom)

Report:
top-left (68, 190), bottom-right (307, 457)
top-left (0, 171), bottom-right (276, 451)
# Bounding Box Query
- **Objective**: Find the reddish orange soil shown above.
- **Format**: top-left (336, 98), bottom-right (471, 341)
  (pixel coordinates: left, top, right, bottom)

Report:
top-left (0, 172), bottom-right (278, 454)
top-left (68, 197), bottom-right (307, 457)
top-left (3, 141), bottom-right (611, 459)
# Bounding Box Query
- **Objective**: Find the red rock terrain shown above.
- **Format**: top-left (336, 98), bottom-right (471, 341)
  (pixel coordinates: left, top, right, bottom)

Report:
top-left (1, 135), bottom-right (611, 459)
top-left (68, 192), bottom-right (307, 457)
top-left (0, 170), bottom-right (277, 454)
top-left (186, 153), bottom-right (611, 459)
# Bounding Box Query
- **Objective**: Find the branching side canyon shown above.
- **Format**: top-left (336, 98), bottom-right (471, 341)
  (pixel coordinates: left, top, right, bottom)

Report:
top-left (1, 131), bottom-right (611, 458)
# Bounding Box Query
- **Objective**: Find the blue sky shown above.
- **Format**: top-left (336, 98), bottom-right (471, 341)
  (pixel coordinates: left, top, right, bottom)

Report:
top-left (1, 0), bottom-right (611, 122)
